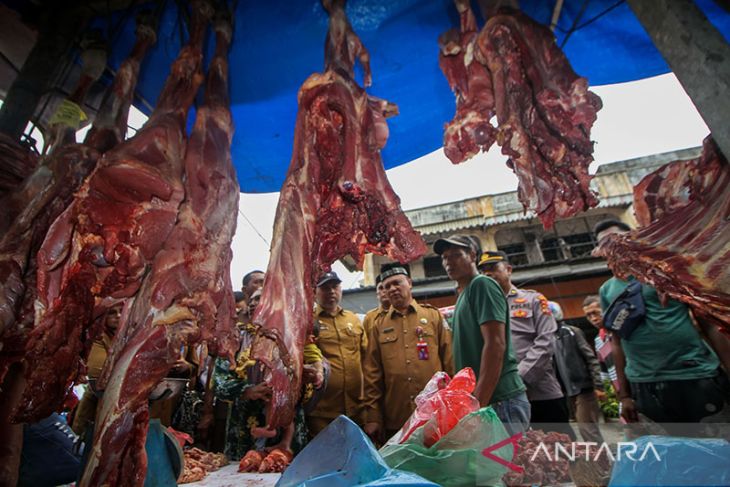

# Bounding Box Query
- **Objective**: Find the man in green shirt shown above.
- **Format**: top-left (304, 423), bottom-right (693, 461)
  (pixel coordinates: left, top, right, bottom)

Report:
top-left (434, 234), bottom-right (529, 434)
top-left (594, 219), bottom-right (728, 424)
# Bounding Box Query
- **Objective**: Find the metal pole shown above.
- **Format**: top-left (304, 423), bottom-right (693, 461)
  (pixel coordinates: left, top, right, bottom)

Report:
top-left (627, 0), bottom-right (730, 158)
top-left (0, 2), bottom-right (89, 141)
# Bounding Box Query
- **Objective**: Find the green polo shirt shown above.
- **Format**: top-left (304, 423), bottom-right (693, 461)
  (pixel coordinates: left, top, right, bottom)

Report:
top-left (452, 275), bottom-right (525, 403)
top-left (599, 277), bottom-right (719, 382)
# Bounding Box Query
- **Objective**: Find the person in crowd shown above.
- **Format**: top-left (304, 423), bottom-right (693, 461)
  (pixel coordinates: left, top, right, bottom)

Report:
top-left (551, 301), bottom-right (606, 443)
top-left (363, 265), bottom-right (454, 443)
top-left (478, 250), bottom-right (573, 439)
top-left (234, 290), bottom-right (246, 321)
top-left (362, 276), bottom-right (390, 335)
top-left (239, 270), bottom-right (265, 324)
top-left (435, 235), bottom-right (529, 435)
top-left (594, 219), bottom-right (728, 424)
top-left (213, 287), bottom-right (327, 459)
top-left (307, 271), bottom-right (368, 436)
top-left (582, 295), bottom-right (617, 396)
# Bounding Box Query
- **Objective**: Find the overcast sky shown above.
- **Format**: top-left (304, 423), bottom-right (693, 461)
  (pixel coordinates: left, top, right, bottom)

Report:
top-left (228, 73), bottom-right (709, 289)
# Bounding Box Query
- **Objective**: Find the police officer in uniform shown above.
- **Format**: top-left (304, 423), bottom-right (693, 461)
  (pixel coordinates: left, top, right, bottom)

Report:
top-left (363, 265), bottom-right (454, 444)
top-left (478, 251), bottom-right (574, 439)
top-left (307, 271), bottom-right (368, 436)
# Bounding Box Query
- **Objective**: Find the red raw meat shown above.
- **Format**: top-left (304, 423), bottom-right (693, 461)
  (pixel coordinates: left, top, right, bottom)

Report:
top-left (0, 18), bottom-right (156, 386)
top-left (439, 0), bottom-right (601, 228)
top-left (502, 429), bottom-right (573, 486)
top-left (238, 450), bottom-right (264, 473)
top-left (12, 2), bottom-right (206, 423)
top-left (596, 137), bottom-right (730, 331)
top-left (80, 13), bottom-right (237, 486)
top-left (252, 0), bottom-right (426, 428)
top-left (258, 448), bottom-right (293, 473)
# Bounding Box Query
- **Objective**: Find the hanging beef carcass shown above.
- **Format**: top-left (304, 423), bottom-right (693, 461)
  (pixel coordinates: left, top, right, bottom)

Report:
top-left (0, 16), bottom-right (155, 486)
top-left (0, 15), bottom-right (156, 387)
top-left (595, 137), bottom-right (730, 331)
top-left (439, 0), bottom-right (602, 228)
top-left (252, 0), bottom-right (427, 429)
top-left (81, 14), bottom-right (238, 487)
top-left (12, 2), bottom-right (210, 423)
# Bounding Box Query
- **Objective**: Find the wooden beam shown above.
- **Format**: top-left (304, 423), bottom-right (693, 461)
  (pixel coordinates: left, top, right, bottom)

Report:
top-left (627, 0), bottom-right (730, 158)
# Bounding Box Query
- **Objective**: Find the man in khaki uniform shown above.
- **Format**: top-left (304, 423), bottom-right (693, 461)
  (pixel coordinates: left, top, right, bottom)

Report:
top-left (307, 271), bottom-right (368, 436)
top-left (363, 266), bottom-right (454, 443)
top-left (362, 276), bottom-right (390, 335)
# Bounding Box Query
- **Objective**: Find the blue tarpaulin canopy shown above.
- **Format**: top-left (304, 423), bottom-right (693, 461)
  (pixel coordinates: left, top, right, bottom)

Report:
top-left (101, 0), bottom-right (730, 193)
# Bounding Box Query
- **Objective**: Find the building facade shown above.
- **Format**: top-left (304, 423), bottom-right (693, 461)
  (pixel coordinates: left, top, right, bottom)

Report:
top-left (343, 147), bottom-right (700, 331)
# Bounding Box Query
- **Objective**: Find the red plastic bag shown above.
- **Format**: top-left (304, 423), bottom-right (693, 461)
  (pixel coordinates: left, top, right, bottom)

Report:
top-left (392, 368), bottom-right (480, 447)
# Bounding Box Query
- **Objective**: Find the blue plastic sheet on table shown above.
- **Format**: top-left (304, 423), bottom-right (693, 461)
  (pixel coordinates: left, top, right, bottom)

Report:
top-left (608, 435), bottom-right (730, 487)
top-left (82, 0), bottom-right (730, 193)
top-left (276, 415), bottom-right (438, 487)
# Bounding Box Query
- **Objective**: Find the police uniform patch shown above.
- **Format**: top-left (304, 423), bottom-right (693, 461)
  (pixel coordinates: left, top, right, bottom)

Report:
top-left (512, 309), bottom-right (528, 318)
top-left (514, 298), bottom-right (527, 303)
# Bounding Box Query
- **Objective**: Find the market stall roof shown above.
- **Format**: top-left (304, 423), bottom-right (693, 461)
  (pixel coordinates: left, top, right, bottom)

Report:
top-left (100, 0), bottom-right (730, 193)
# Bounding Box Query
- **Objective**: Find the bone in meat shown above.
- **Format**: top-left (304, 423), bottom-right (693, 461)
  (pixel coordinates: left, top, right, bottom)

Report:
top-left (81, 15), bottom-right (237, 487)
top-left (595, 137), bottom-right (730, 331)
top-left (12, 3), bottom-right (207, 423)
top-left (252, 0), bottom-right (427, 428)
top-left (440, 0), bottom-right (602, 228)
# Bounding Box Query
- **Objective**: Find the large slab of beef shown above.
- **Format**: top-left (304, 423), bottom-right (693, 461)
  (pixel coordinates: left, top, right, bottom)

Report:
top-left (252, 0), bottom-right (427, 429)
top-left (596, 137), bottom-right (730, 331)
top-left (439, 0), bottom-right (602, 228)
top-left (12, 3), bottom-right (210, 423)
top-left (0, 19), bottom-right (155, 485)
top-left (0, 17), bottom-right (156, 388)
top-left (81, 15), bottom-right (238, 487)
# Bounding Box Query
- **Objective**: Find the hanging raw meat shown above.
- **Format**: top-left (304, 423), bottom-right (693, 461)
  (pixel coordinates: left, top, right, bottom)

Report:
top-left (0, 16), bottom-right (156, 386)
top-left (81, 13), bottom-right (238, 487)
top-left (12, 2), bottom-right (209, 423)
top-left (0, 16), bottom-right (155, 486)
top-left (252, 0), bottom-right (427, 429)
top-left (439, 0), bottom-right (602, 228)
top-left (595, 137), bottom-right (730, 331)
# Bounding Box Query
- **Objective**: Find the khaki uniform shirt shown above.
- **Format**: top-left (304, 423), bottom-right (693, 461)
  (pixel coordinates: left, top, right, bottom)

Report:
top-left (507, 286), bottom-right (563, 401)
top-left (310, 305), bottom-right (367, 424)
top-left (362, 305), bottom-right (389, 335)
top-left (363, 300), bottom-right (454, 431)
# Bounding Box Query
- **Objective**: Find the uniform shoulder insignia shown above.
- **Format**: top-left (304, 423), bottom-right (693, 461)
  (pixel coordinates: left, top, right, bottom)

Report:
top-left (420, 303), bottom-right (438, 310)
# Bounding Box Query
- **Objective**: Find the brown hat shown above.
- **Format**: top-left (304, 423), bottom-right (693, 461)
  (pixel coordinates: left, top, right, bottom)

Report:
top-left (433, 234), bottom-right (481, 256)
top-left (478, 250), bottom-right (510, 269)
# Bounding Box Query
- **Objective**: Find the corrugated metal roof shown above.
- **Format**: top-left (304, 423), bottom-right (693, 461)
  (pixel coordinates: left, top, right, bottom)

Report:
top-left (480, 193), bottom-right (635, 228)
top-left (413, 215), bottom-right (485, 236)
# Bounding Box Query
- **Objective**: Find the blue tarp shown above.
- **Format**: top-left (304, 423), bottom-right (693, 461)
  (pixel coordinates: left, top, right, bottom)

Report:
top-left (100, 0), bottom-right (730, 193)
top-left (276, 415), bottom-right (438, 486)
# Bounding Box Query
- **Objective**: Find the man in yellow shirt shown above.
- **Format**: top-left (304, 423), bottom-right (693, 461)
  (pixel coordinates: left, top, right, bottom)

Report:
top-left (363, 265), bottom-right (454, 443)
top-left (306, 272), bottom-right (368, 436)
top-left (362, 276), bottom-right (390, 335)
